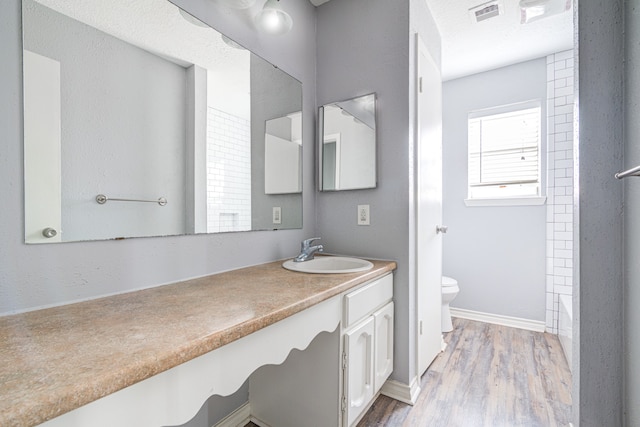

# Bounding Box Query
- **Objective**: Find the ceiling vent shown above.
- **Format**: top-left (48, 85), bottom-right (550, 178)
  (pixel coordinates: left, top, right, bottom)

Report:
top-left (469, 0), bottom-right (504, 23)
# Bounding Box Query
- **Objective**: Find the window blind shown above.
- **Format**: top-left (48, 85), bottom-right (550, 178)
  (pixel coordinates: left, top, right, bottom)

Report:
top-left (468, 107), bottom-right (541, 188)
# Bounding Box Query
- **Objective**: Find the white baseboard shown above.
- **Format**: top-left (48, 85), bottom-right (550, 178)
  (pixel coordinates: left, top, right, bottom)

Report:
top-left (213, 402), bottom-right (252, 427)
top-left (380, 377), bottom-right (421, 405)
top-left (450, 307), bottom-right (546, 333)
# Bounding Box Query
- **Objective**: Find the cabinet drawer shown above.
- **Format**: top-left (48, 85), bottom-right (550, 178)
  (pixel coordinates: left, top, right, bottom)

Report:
top-left (344, 274), bottom-right (393, 329)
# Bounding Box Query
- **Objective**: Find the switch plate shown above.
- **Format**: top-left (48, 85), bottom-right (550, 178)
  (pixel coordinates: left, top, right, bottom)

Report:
top-left (273, 207), bottom-right (282, 224)
top-left (357, 205), bottom-right (370, 226)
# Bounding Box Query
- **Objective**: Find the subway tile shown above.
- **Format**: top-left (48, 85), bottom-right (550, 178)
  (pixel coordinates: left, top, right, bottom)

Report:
top-left (555, 141), bottom-right (573, 152)
top-left (556, 67), bottom-right (574, 79)
top-left (555, 195), bottom-right (573, 205)
top-left (555, 50), bottom-right (574, 61)
top-left (555, 213), bottom-right (573, 223)
top-left (555, 78), bottom-right (567, 89)
top-left (555, 231), bottom-right (573, 241)
top-left (555, 178), bottom-right (573, 188)
top-left (548, 257), bottom-right (556, 270)
top-left (554, 275), bottom-right (566, 285)
top-left (555, 86), bottom-right (573, 97)
top-left (555, 285), bottom-right (573, 295)
top-left (554, 266), bottom-right (572, 277)
top-left (555, 104), bottom-right (574, 115)
top-left (547, 63), bottom-right (556, 80)
top-left (556, 249), bottom-right (573, 259)
top-left (547, 292), bottom-right (555, 307)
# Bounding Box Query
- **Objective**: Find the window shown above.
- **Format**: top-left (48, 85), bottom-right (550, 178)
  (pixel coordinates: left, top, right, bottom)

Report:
top-left (467, 102), bottom-right (543, 204)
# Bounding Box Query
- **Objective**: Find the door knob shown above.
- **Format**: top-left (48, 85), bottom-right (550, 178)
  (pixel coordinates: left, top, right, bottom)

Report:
top-left (42, 227), bottom-right (58, 238)
top-left (436, 225), bottom-right (448, 234)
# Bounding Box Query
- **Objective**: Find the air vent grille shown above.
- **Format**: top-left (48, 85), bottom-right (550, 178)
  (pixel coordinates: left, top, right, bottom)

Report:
top-left (469, 1), bottom-right (504, 23)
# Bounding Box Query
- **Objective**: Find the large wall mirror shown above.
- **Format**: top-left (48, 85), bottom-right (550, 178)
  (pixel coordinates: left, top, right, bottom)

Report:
top-left (22, 0), bottom-right (302, 244)
top-left (318, 93), bottom-right (377, 191)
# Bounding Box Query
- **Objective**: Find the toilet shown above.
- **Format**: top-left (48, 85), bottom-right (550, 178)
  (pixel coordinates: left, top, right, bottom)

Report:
top-left (441, 276), bottom-right (459, 333)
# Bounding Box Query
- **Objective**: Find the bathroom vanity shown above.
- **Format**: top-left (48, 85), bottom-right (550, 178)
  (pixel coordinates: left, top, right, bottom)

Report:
top-left (0, 259), bottom-right (396, 427)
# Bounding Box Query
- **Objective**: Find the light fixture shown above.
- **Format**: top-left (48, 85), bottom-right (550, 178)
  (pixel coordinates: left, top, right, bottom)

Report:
top-left (221, 34), bottom-right (246, 50)
top-left (519, 0), bottom-right (571, 24)
top-left (255, 0), bottom-right (293, 36)
top-left (178, 9), bottom-right (209, 28)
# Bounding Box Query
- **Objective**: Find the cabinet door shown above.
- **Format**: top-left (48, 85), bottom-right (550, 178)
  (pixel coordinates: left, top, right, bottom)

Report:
top-left (344, 316), bottom-right (375, 427)
top-left (373, 302), bottom-right (394, 391)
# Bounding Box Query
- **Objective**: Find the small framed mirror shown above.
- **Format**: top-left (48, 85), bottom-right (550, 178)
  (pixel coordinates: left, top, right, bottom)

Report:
top-left (318, 93), bottom-right (377, 191)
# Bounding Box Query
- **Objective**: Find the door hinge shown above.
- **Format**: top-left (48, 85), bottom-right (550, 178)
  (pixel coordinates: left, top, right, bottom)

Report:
top-left (419, 76), bottom-right (423, 93)
top-left (341, 394), bottom-right (347, 412)
top-left (342, 351), bottom-right (348, 369)
top-left (420, 320), bottom-right (423, 335)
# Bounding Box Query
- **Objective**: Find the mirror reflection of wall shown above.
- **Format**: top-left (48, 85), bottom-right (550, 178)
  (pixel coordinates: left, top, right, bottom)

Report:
top-left (319, 93), bottom-right (376, 191)
top-left (22, 0), bottom-right (303, 243)
top-left (264, 113), bottom-right (302, 195)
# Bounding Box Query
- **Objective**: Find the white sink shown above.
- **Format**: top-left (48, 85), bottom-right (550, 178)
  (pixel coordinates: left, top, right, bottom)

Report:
top-left (282, 256), bottom-right (374, 274)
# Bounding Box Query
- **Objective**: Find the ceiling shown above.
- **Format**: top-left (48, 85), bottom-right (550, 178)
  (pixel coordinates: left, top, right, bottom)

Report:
top-left (309, 0), bottom-right (574, 81)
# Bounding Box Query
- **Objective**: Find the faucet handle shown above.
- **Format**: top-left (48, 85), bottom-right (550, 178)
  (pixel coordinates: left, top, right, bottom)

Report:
top-left (301, 237), bottom-right (321, 249)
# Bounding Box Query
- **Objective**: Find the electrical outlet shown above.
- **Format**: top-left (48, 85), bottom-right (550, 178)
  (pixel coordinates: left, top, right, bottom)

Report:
top-left (357, 205), bottom-right (370, 226)
top-left (273, 207), bottom-right (282, 224)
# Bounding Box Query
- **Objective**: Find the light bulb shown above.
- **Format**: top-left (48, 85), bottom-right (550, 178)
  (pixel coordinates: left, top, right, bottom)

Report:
top-left (255, 0), bottom-right (292, 35)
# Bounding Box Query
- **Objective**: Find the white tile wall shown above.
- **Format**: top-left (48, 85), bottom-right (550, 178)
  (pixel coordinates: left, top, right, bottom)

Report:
top-left (206, 108), bottom-right (252, 233)
top-left (545, 50), bottom-right (575, 333)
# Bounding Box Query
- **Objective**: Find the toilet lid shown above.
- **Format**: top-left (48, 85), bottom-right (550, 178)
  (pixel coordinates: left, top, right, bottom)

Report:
top-left (442, 276), bottom-right (458, 287)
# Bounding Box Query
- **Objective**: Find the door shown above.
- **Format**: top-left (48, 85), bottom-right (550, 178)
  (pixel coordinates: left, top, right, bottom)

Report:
top-left (373, 302), bottom-right (394, 391)
top-left (415, 34), bottom-right (444, 376)
top-left (23, 50), bottom-right (62, 243)
top-left (344, 317), bottom-right (374, 427)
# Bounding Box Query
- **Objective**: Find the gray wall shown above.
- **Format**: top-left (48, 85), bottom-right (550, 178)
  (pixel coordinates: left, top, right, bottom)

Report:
top-left (576, 0), bottom-right (625, 425)
top-left (442, 58), bottom-right (547, 322)
top-left (316, 0), bottom-right (411, 385)
top-left (23, 0), bottom-right (187, 241)
top-left (625, 0), bottom-right (640, 424)
top-left (316, 0), bottom-right (441, 386)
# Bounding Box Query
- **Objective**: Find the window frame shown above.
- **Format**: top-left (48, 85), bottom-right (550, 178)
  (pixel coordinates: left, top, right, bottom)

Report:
top-left (464, 100), bottom-right (546, 207)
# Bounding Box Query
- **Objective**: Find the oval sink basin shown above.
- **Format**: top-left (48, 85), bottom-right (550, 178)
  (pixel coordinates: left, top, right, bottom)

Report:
top-left (282, 256), bottom-right (374, 274)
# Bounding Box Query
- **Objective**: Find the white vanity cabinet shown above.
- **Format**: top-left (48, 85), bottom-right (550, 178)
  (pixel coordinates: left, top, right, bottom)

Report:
top-left (342, 274), bottom-right (394, 426)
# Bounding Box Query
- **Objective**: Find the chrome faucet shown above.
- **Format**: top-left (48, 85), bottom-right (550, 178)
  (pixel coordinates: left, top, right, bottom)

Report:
top-left (294, 237), bottom-right (324, 262)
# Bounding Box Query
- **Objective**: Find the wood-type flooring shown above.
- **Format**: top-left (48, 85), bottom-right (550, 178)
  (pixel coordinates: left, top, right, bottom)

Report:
top-left (246, 317), bottom-right (572, 427)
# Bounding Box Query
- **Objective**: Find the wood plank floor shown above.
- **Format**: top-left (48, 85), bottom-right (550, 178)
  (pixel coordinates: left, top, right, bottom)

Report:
top-left (245, 317), bottom-right (572, 427)
top-left (358, 318), bottom-right (572, 427)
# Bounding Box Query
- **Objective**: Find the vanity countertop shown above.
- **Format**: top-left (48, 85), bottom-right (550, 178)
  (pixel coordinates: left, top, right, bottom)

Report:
top-left (0, 258), bottom-right (396, 427)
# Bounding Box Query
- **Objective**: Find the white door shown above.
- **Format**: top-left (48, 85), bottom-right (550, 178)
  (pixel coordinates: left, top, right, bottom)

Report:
top-left (373, 302), bottom-right (394, 391)
top-left (344, 317), bottom-right (374, 427)
top-left (23, 50), bottom-right (62, 244)
top-left (415, 34), bottom-right (444, 376)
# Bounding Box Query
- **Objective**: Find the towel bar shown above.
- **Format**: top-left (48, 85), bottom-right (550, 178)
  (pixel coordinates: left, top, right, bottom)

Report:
top-left (615, 165), bottom-right (640, 179)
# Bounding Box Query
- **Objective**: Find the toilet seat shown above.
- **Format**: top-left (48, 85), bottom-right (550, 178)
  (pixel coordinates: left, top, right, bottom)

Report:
top-left (442, 276), bottom-right (458, 287)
